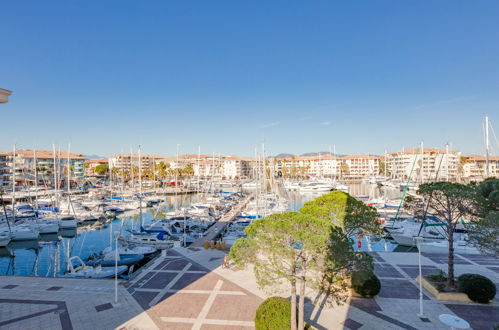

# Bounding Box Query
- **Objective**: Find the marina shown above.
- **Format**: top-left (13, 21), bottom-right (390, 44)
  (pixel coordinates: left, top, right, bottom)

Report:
top-left (0, 181), bottom-right (415, 278)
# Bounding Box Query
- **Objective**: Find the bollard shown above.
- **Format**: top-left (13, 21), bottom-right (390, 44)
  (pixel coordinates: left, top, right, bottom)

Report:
top-left (221, 242), bottom-right (227, 250)
top-left (216, 241), bottom-right (221, 250)
top-left (210, 241), bottom-right (215, 249)
top-left (204, 241), bottom-right (209, 249)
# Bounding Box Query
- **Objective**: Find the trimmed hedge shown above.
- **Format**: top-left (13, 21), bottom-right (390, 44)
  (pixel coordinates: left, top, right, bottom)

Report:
top-left (457, 273), bottom-right (496, 303)
top-left (352, 271), bottom-right (381, 298)
top-left (255, 297), bottom-right (292, 330)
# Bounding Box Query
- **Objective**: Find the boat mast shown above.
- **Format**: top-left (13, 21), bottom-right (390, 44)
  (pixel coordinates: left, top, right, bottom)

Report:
top-left (420, 141), bottom-right (424, 184)
top-left (138, 145), bottom-right (142, 227)
top-left (12, 144), bottom-right (16, 224)
top-left (445, 143), bottom-right (449, 182)
top-left (197, 145), bottom-right (201, 193)
top-left (384, 149), bottom-right (387, 178)
top-left (53, 144), bottom-right (58, 218)
top-left (33, 149), bottom-right (38, 211)
top-left (485, 115), bottom-right (490, 178)
top-left (67, 144), bottom-right (71, 214)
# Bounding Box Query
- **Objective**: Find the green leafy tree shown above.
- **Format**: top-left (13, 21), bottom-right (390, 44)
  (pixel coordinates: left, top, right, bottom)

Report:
top-left (407, 182), bottom-right (478, 288)
top-left (230, 212), bottom-right (366, 330)
top-left (300, 191), bottom-right (383, 237)
top-left (94, 164), bottom-right (109, 176)
top-left (467, 179), bottom-right (499, 257)
top-left (378, 161), bottom-right (390, 176)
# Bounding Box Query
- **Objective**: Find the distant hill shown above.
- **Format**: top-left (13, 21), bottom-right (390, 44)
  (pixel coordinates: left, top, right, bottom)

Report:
top-left (300, 152), bottom-right (346, 157)
top-left (85, 154), bottom-right (106, 160)
top-left (272, 152), bottom-right (347, 158)
top-left (274, 153), bottom-right (295, 158)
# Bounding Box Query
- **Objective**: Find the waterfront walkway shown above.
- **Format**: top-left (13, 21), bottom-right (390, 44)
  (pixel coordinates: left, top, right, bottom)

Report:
top-left (1, 249), bottom-right (498, 329)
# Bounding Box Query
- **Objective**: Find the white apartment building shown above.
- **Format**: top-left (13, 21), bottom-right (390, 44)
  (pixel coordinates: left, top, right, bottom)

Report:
top-left (462, 155), bottom-right (499, 180)
top-left (387, 148), bottom-right (460, 182)
top-left (274, 156), bottom-right (340, 178)
top-left (108, 154), bottom-right (168, 173)
top-left (341, 155), bottom-right (382, 178)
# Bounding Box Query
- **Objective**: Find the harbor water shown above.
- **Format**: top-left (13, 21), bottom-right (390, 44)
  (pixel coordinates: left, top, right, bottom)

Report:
top-left (1, 184), bottom-right (407, 277)
top-left (0, 194), bottom-right (199, 277)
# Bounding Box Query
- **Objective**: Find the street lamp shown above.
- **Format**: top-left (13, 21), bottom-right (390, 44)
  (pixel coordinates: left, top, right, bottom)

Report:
top-left (414, 236), bottom-right (426, 319)
top-left (0, 88), bottom-right (12, 103)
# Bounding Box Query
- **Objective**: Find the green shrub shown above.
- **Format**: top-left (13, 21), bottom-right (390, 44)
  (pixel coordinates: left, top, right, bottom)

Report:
top-left (457, 273), bottom-right (496, 303)
top-left (255, 297), bottom-right (292, 330)
top-left (351, 271), bottom-right (381, 297)
top-left (426, 269), bottom-right (447, 282)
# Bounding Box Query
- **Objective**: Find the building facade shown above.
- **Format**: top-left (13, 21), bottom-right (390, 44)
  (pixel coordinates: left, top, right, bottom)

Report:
top-left (461, 155), bottom-right (499, 180)
top-left (387, 148), bottom-right (460, 182)
top-left (0, 149), bottom-right (85, 189)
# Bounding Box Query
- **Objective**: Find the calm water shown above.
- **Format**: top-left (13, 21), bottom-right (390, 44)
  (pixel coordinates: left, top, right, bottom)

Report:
top-left (0, 194), bottom-right (199, 277)
top-left (0, 184), bottom-right (407, 277)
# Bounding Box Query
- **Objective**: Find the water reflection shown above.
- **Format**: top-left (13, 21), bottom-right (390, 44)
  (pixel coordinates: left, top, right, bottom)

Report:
top-left (0, 194), bottom-right (199, 277)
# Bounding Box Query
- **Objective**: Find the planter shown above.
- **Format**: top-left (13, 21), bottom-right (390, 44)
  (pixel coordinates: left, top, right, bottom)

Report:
top-left (416, 276), bottom-right (472, 303)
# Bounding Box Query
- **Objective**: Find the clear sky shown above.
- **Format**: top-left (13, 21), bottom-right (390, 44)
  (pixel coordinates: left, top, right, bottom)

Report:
top-left (1, 1), bottom-right (498, 157)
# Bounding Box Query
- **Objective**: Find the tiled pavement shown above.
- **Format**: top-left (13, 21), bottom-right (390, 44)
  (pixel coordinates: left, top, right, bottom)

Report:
top-left (123, 249), bottom-right (261, 329)
top-left (1, 249), bottom-right (499, 329)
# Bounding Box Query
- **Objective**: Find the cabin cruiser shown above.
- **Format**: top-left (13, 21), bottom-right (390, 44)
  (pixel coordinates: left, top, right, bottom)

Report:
top-left (119, 232), bottom-right (181, 249)
top-left (386, 217), bottom-right (449, 247)
top-left (0, 232), bottom-right (11, 247)
top-left (64, 256), bottom-right (128, 279)
top-left (119, 245), bottom-right (157, 256)
top-left (85, 247), bottom-right (144, 267)
top-left (418, 238), bottom-right (480, 255)
top-left (299, 181), bottom-right (334, 192)
top-left (59, 216), bottom-right (78, 229)
top-left (0, 223), bottom-right (40, 241)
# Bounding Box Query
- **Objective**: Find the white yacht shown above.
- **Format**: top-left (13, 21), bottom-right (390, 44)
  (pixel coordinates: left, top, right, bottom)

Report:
top-left (64, 256), bottom-right (128, 279)
top-left (0, 232), bottom-right (11, 247)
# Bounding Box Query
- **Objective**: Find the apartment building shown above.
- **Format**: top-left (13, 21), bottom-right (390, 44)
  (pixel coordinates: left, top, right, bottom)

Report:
top-left (461, 155), bottom-right (499, 180)
top-left (273, 155), bottom-right (340, 177)
top-left (0, 149), bottom-right (85, 188)
top-left (387, 148), bottom-right (460, 181)
top-left (108, 153), bottom-right (169, 173)
top-left (341, 155), bottom-right (382, 178)
top-left (0, 152), bottom-right (9, 189)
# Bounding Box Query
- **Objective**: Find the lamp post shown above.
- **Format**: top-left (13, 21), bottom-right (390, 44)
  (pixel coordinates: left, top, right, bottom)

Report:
top-left (114, 230), bottom-right (120, 305)
top-left (414, 236), bottom-right (425, 319)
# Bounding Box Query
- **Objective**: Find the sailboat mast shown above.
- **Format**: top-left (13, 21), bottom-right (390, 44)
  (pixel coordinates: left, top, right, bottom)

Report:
top-left (485, 115), bottom-right (490, 178)
top-left (67, 144), bottom-right (71, 205)
top-left (420, 141), bottom-right (424, 184)
top-left (197, 145), bottom-right (201, 193)
top-left (33, 149), bottom-right (38, 210)
top-left (53, 144), bottom-right (58, 218)
top-left (12, 144), bottom-right (16, 223)
top-left (445, 143), bottom-right (449, 182)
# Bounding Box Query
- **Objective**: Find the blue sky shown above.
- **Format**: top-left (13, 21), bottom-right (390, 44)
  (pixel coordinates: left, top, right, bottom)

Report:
top-left (1, 1), bottom-right (498, 157)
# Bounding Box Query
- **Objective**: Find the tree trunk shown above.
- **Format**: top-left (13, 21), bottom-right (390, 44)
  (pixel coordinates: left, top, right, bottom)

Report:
top-left (291, 279), bottom-right (297, 330)
top-left (447, 228), bottom-right (455, 288)
top-left (298, 277), bottom-right (306, 329)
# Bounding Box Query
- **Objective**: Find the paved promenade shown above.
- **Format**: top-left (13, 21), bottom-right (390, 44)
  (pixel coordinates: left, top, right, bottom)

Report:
top-left (0, 248), bottom-right (498, 329)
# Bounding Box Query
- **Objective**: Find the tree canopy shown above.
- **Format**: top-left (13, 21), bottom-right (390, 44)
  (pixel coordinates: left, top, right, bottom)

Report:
top-left (299, 191), bottom-right (382, 237)
top-left (409, 182), bottom-right (478, 287)
top-left (230, 211), bottom-right (371, 329)
top-left (467, 179), bottom-right (499, 257)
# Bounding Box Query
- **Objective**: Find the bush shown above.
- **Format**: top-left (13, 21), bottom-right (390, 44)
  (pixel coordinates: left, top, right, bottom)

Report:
top-left (255, 297), bottom-right (292, 330)
top-left (351, 271), bottom-right (381, 297)
top-left (426, 269), bottom-right (447, 282)
top-left (457, 273), bottom-right (496, 303)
